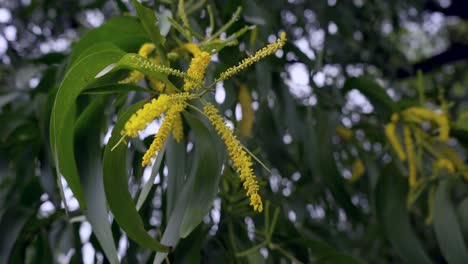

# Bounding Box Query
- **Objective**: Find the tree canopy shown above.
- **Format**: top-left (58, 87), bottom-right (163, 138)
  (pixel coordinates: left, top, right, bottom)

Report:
top-left (1, 0), bottom-right (468, 263)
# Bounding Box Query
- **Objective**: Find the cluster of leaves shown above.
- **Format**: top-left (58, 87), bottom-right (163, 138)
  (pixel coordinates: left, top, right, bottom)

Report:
top-left (1, 0), bottom-right (468, 263)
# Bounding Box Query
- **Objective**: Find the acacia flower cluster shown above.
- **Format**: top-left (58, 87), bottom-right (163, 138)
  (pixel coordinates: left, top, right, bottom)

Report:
top-left (384, 106), bottom-right (453, 187)
top-left (117, 32), bottom-right (287, 212)
top-left (204, 103), bottom-right (263, 212)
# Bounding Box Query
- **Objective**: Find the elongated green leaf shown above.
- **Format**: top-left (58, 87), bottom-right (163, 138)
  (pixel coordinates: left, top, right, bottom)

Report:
top-left (50, 43), bottom-right (125, 207)
top-left (75, 95), bottom-right (119, 264)
top-left (433, 179), bottom-right (468, 264)
top-left (132, 0), bottom-right (166, 46)
top-left (154, 112), bottom-right (224, 263)
top-left (0, 207), bottom-right (31, 263)
top-left (179, 112), bottom-right (225, 237)
top-left (69, 16), bottom-right (148, 66)
top-left (375, 165), bottom-right (432, 263)
top-left (165, 136), bottom-right (186, 218)
top-left (136, 147), bottom-right (165, 211)
top-left (343, 77), bottom-right (397, 120)
top-left (103, 100), bottom-right (169, 252)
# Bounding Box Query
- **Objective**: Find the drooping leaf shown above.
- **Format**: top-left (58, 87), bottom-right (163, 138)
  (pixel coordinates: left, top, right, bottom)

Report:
top-left (50, 43), bottom-right (125, 207)
top-left (69, 16), bottom-right (148, 66)
top-left (75, 95), bottom-right (119, 264)
top-left (433, 179), bottom-right (468, 264)
top-left (103, 100), bottom-right (169, 252)
top-left (375, 164), bottom-right (432, 263)
top-left (154, 112), bottom-right (224, 263)
top-left (132, 0), bottom-right (166, 47)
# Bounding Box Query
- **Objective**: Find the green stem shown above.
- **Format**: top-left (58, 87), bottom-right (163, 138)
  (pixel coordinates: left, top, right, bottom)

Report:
top-left (270, 243), bottom-right (303, 264)
top-left (235, 241), bottom-right (268, 257)
top-left (241, 143), bottom-right (271, 173)
top-left (206, 7), bottom-right (242, 42)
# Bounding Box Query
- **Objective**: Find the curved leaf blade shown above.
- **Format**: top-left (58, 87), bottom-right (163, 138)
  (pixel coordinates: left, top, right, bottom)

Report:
top-left (433, 179), bottom-right (468, 264)
top-left (103, 100), bottom-right (169, 252)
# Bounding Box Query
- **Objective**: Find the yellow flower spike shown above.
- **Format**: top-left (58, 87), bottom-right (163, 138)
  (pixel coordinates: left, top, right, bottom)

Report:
top-left (385, 115), bottom-right (406, 160)
top-left (336, 126), bottom-right (353, 141)
top-left (184, 51), bottom-right (211, 91)
top-left (403, 107), bottom-right (450, 142)
top-left (433, 158), bottom-right (455, 174)
top-left (350, 159), bottom-right (365, 183)
top-left (172, 113), bottom-right (184, 143)
top-left (180, 43), bottom-right (202, 56)
top-left (119, 70), bottom-right (145, 84)
top-left (404, 126), bottom-right (417, 188)
top-left (122, 94), bottom-right (170, 138)
top-left (142, 102), bottom-right (186, 167)
top-left (138, 43), bottom-right (156, 57)
top-left (239, 85), bottom-right (254, 137)
top-left (218, 32), bottom-right (287, 81)
top-left (203, 103), bottom-right (263, 212)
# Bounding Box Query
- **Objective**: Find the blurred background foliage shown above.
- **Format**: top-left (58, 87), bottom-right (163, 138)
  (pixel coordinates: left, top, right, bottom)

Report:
top-left (1, 0), bottom-right (468, 263)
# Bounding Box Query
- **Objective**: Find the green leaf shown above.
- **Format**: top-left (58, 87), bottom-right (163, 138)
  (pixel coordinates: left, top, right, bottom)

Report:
top-left (343, 77), bottom-right (397, 120)
top-left (165, 136), bottom-right (186, 218)
top-left (50, 43), bottom-right (125, 207)
top-left (375, 164), bottom-right (432, 263)
top-left (136, 147), bottom-right (165, 211)
top-left (103, 100), bottom-right (169, 252)
top-left (433, 179), bottom-right (468, 264)
top-left (154, 112), bottom-right (224, 263)
top-left (69, 16), bottom-right (148, 66)
top-left (132, 0), bottom-right (166, 46)
top-left (75, 95), bottom-right (119, 264)
top-left (0, 207), bottom-right (31, 263)
top-left (179, 112), bottom-right (225, 237)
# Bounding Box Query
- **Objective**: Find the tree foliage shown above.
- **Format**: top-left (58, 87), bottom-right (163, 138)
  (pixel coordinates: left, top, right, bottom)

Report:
top-left (1, 0), bottom-right (468, 263)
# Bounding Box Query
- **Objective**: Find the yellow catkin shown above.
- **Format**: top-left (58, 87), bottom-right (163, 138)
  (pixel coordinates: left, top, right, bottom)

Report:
top-left (122, 94), bottom-right (170, 137)
top-left (172, 113), bottom-right (184, 143)
top-left (218, 32), bottom-right (287, 81)
top-left (403, 107), bottom-right (449, 142)
top-left (336, 126), bottom-right (353, 141)
top-left (404, 126), bottom-right (417, 187)
top-left (239, 85), bottom-right (254, 137)
top-left (385, 114), bottom-right (406, 160)
top-left (119, 43), bottom-right (155, 84)
top-left (204, 103), bottom-right (263, 212)
top-left (350, 159), bottom-right (365, 182)
top-left (142, 103), bottom-right (186, 167)
top-left (433, 158), bottom-right (455, 174)
top-left (184, 51), bottom-right (211, 91)
top-left (138, 43), bottom-right (156, 57)
top-left (180, 43), bottom-right (201, 56)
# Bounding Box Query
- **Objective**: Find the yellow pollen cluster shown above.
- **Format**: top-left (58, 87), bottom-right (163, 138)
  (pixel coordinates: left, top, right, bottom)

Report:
top-left (336, 126), bottom-right (353, 141)
top-left (350, 159), bottom-right (365, 182)
top-left (433, 158), bottom-right (455, 174)
top-left (385, 114), bottom-right (406, 160)
top-left (403, 107), bottom-right (449, 142)
top-left (122, 95), bottom-right (170, 137)
top-left (181, 43), bottom-right (201, 56)
top-left (184, 51), bottom-right (211, 91)
top-left (138, 43), bottom-right (156, 57)
top-left (218, 32), bottom-right (287, 81)
top-left (142, 103), bottom-right (186, 167)
top-left (203, 103), bottom-right (263, 212)
top-left (172, 113), bottom-right (184, 143)
top-left (404, 126), bottom-right (417, 187)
